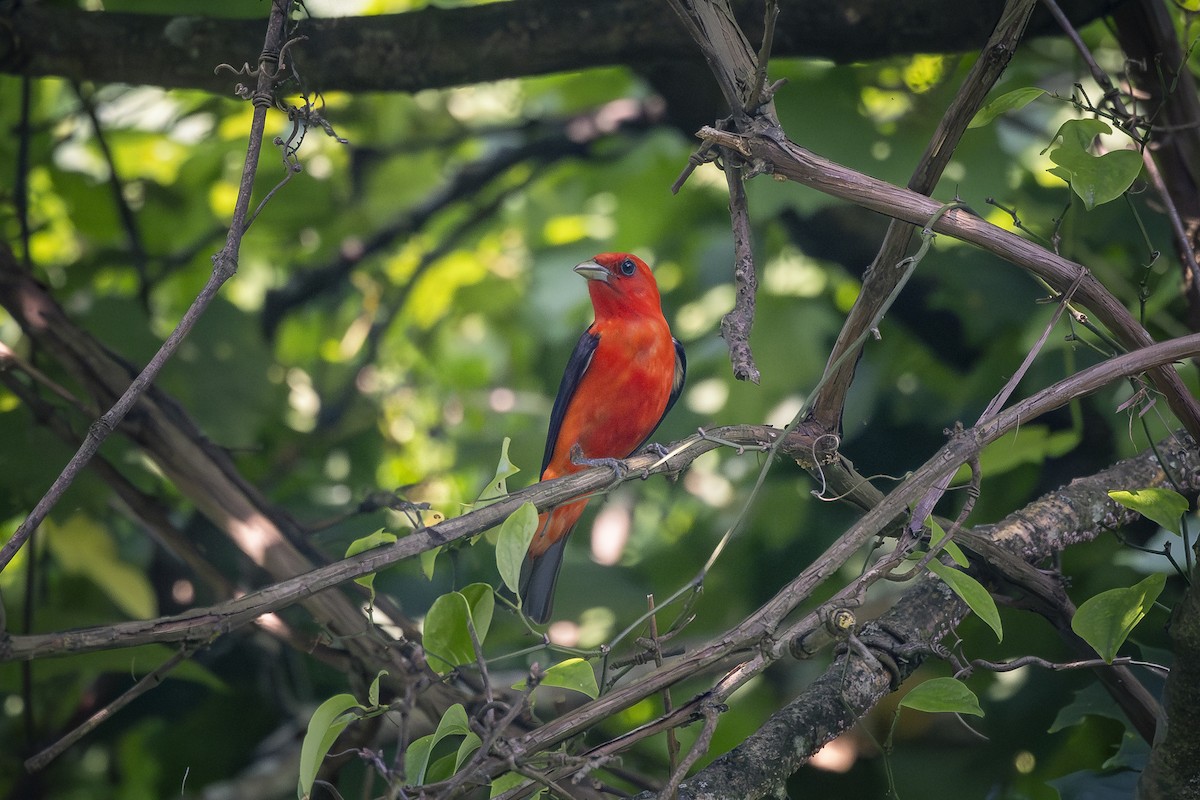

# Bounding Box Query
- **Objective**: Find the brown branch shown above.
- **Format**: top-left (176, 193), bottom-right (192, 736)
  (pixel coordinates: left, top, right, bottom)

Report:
top-left (810, 0), bottom-right (1039, 432)
top-left (639, 431), bottom-right (1199, 799)
top-left (0, 235), bottom-right (462, 715)
top-left (0, 362), bottom-right (234, 598)
top-left (697, 124), bottom-right (1200, 439)
top-left (460, 335), bottom-right (1200, 787)
top-left (0, 1), bottom-right (1127, 95)
top-left (11, 325), bottom-right (1195, 665)
top-left (719, 157), bottom-right (761, 383)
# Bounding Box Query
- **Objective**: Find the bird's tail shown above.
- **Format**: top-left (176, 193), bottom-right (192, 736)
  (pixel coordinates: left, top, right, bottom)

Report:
top-left (518, 502), bottom-right (585, 623)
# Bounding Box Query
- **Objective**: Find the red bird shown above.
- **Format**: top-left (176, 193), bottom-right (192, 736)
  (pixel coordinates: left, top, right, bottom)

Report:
top-left (519, 253), bottom-right (686, 624)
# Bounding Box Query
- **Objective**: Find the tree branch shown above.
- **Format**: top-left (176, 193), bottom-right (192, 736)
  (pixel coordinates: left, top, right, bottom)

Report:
top-left (0, 0), bottom-right (1127, 95)
top-left (697, 124), bottom-right (1200, 440)
top-left (810, 0), bottom-right (1039, 431)
top-left (645, 430), bottom-right (1199, 799)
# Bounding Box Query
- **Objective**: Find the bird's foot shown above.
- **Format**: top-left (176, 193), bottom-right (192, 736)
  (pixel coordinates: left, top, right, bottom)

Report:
top-left (634, 442), bottom-right (671, 479)
top-left (639, 442), bottom-right (671, 459)
top-left (569, 444), bottom-right (628, 481)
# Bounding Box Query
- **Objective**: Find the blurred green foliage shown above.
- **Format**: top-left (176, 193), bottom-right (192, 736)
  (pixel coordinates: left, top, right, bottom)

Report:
top-left (0, 2), bottom-right (1194, 798)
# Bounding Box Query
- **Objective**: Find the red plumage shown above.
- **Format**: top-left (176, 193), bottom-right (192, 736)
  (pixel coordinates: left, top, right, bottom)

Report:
top-left (518, 253), bottom-right (685, 623)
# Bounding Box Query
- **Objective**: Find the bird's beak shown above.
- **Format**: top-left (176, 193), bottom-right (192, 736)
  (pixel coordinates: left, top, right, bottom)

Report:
top-left (573, 260), bottom-right (610, 283)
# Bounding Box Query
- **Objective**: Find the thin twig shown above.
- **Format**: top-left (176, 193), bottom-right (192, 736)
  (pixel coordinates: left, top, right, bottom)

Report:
top-left (647, 596), bottom-right (680, 776)
top-left (719, 155), bottom-right (761, 383)
top-left (745, 0), bottom-right (780, 114)
top-left (658, 702), bottom-right (722, 800)
top-left (908, 270), bottom-right (1086, 532)
top-left (25, 645), bottom-right (199, 771)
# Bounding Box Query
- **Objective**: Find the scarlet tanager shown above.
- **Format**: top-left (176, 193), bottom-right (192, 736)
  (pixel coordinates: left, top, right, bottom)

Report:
top-left (518, 253), bottom-right (686, 623)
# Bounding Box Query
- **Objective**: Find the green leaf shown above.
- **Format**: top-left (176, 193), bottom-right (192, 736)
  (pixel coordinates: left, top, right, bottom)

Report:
top-left (460, 582), bottom-right (496, 643)
top-left (929, 561), bottom-right (1003, 642)
top-left (406, 704), bottom-right (473, 786)
top-left (1048, 682), bottom-right (1130, 732)
top-left (297, 693), bottom-right (361, 799)
top-left (423, 585), bottom-right (495, 674)
top-left (476, 437), bottom-right (521, 507)
top-left (491, 771), bottom-right (541, 799)
top-left (1108, 488), bottom-right (1190, 535)
top-left (455, 731), bottom-right (482, 771)
top-left (421, 545), bottom-right (442, 581)
top-left (513, 658), bottom-right (599, 699)
top-left (1072, 573), bottom-right (1166, 663)
top-left (1044, 119), bottom-right (1142, 209)
top-left (367, 670), bottom-right (387, 708)
top-left (968, 87), bottom-right (1046, 128)
top-left (44, 514), bottom-right (158, 619)
top-left (928, 518), bottom-right (969, 568)
top-left (1104, 728), bottom-right (1152, 771)
top-left (405, 733), bottom-right (436, 787)
top-left (345, 530), bottom-right (398, 600)
top-left (495, 501), bottom-right (540, 594)
top-left (435, 703), bottom-right (471, 738)
top-left (899, 677), bottom-right (984, 717)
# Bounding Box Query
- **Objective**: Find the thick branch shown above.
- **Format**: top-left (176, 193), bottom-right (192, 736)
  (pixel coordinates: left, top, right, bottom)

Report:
top-left (656, 431), bottom-right (1199, 799)
top-left (0, 0), bottom-right (1126, 94)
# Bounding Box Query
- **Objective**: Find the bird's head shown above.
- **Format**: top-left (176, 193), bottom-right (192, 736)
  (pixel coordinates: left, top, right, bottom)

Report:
top-left (574, 253), bottom-right (662, 318)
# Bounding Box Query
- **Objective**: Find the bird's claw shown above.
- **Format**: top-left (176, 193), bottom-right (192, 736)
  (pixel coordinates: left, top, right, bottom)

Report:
top-left (569, 444), bottom-right (627, 480)
top-left (640, 442), bottom-right (671, 459)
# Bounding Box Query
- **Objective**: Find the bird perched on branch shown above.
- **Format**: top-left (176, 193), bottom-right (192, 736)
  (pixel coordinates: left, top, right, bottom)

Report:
top-left (518, 252), bottom-right (686, 624)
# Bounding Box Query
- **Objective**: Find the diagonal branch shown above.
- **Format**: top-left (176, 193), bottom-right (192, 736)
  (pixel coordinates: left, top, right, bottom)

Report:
top-left (635, 430), bottom-right (1198, 799)
top-left (698, 124), bottom-right (1200, 440)
top-left (810, 0), bottom-right (1039, 431)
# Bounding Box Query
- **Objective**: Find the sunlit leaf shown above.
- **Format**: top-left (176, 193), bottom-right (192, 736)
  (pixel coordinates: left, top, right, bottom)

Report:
top-left (954, 425), bottom-right (1079, 482)
top-left (44, 515), bottom-right (157, 619)
top-left (368, 670), bottom-right (387, 708)
top-left (928, 517), bottom-right (969, 568)
top-left (1072, 573), bottom-right (1166, 663)
top-left (929, 561), bottom-right (1002, 642)
top-left (491, 770), bottom-right (540, 799)
top-left (476, 437), bottom-right (521, 507)
top-left (514, 658), bottom-right (599, 699)
top-left (1108, 488), bottom-right (1189, 535)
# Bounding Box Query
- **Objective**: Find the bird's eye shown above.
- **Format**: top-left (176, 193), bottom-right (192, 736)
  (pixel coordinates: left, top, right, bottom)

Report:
top-left (620, 258), bottom-right (636, 276)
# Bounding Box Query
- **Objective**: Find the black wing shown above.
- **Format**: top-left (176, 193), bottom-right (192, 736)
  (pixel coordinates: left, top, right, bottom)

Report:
top-left (540, 327), bottom-right (600, 475)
